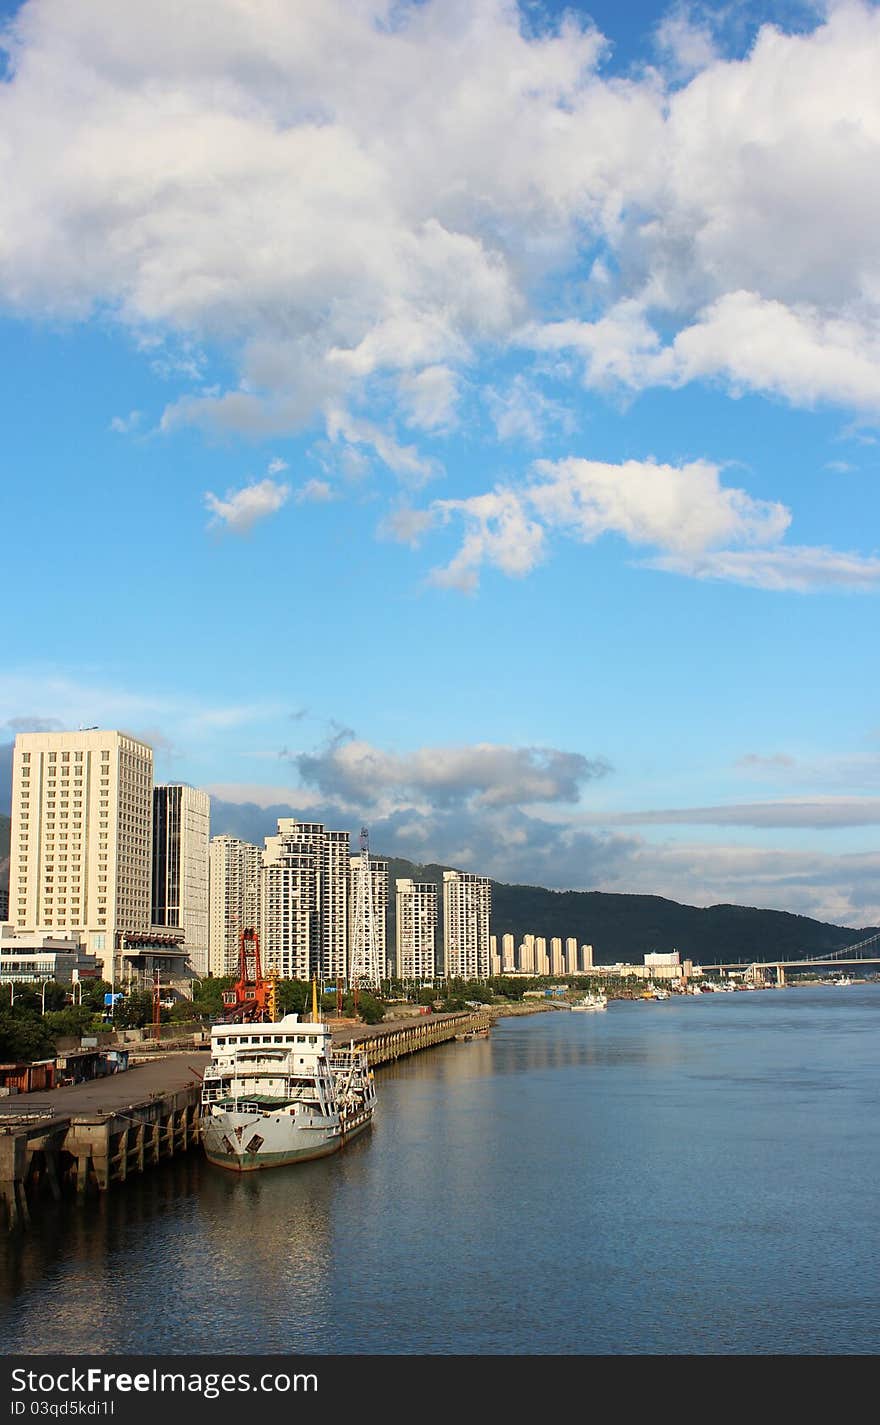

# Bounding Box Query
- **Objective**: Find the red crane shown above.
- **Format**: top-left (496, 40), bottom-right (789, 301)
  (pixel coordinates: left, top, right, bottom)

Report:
top-left (221, 928), bottom-right (274, 1022)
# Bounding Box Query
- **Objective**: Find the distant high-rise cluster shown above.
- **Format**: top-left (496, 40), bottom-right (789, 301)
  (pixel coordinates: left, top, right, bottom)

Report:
top-left (4, 728), bottom-right (600, 996)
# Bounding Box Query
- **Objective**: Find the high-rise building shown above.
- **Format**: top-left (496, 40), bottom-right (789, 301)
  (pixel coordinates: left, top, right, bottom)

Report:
top-left (260, 818), bottom-right (351, 983)
top-left (9, 729), bottom-right (154, 981)
top-left (151, 785), bottom-right (210, 975)
top-left (565, 937), bottom-right (579, 974)
top-left (395, 879), bottom-right (437, 982)
top-left (535, 937), bottom-right (548, 976)
top-left (550, 936), bottom-right (564, 975)
top-left (489, 934), bottom-right (501, 976)
top-left (442, 870), bottom-right (491, 980)
top-left (501, 932), bottom-right (516, 971)
top-left (349, 851), bottom-right (388, 985)
top-left (208, 835), bottom-right (262, 977)
top-left (518, 934), bottom-right (535, 974)
top-left (581, 943), bottom-right (594, 971)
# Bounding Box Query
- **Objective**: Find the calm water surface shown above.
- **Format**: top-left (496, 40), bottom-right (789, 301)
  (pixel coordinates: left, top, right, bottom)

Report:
top-left (3, 984), bottom-right (880, 1355)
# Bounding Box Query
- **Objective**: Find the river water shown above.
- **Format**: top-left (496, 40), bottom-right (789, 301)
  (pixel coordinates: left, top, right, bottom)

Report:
top-left (3, 984), bottom-right (879, 1356)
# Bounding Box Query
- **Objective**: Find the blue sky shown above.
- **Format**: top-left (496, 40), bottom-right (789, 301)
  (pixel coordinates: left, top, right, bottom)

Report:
top-left (2, 0), bottom-right (880, 926)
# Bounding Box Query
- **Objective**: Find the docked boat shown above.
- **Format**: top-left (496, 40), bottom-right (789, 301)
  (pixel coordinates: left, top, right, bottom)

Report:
top-left (200, 1010), bottom-right (377, 1172)
top-left (570, 990), bottom-right (607, 1012)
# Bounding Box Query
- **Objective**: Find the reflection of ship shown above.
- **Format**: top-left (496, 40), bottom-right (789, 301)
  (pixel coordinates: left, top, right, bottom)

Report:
top-left (570, 991), bottom-right (607, 1012)
top-left (201, 1008), bottom-right (376, 1172)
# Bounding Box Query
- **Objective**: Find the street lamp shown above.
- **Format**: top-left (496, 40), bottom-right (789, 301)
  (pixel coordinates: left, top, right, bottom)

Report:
top-left (41, 979), bottom-right (48, 1015)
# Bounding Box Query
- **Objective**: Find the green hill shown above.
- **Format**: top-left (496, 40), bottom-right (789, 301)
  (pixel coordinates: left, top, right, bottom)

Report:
top-left (382, 855), bottom-right (874, 967)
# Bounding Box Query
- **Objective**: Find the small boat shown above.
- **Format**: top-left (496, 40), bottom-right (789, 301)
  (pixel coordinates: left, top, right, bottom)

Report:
top-left (570, 991), bottom-right (607, 1012)
top-left (833, 975), bottom-right (853, 986)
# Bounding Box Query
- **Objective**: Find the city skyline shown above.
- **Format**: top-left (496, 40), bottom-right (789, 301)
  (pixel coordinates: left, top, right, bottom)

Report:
top-left (3, 0), bottom-right (880, 927)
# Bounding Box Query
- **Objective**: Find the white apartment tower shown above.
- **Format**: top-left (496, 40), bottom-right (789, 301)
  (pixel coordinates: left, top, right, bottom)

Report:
top-left (565, 937), bottom-right (579, 974)
top-left (208, 835), bottom-right (262, 977)
top-left (535, 937), bottom-right (549, 976)
top-left (518, 934), bottom-right (536, 974)
top-left (395, 879), bottom-right (437, 982)
top-left (9, 729), bottom-right (154, 980)
top-left (442, 870), bottom-right (491, 980)
top-left (550, 937), bottom-right (564, 975)
top-left (151, 785), bottom-right (210, 975)
top-left (349, 852), bottom-right (388, 985)
top-left (260, 819), bottom-right (350, 983)
top-left (501, 932), bottom-right (516, 971)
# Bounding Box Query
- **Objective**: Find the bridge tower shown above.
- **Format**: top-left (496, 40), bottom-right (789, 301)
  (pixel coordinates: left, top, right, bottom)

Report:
top-left (349, 826), bottom-right (382, 991)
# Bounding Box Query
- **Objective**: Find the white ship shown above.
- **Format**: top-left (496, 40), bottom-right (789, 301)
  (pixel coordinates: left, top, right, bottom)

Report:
top-left (570, 990), bottom-right (607, 1012)
top-left (200, 1012), bottom-right (377, 1172)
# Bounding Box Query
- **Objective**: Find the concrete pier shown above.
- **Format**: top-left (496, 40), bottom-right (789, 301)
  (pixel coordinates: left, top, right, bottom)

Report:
top-left (0, 1010), bottom-right (491, 1228)
top-left (0, 1053), bottom-right (204, 1230)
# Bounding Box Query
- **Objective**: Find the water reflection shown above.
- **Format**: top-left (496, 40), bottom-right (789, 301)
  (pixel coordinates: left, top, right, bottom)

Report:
top-left (2, 986), bottom-right (879, 1355)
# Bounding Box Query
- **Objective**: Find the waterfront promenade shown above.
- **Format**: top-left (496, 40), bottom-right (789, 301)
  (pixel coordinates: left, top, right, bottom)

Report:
top-left (0, 1007), bottom-right (494, 1229)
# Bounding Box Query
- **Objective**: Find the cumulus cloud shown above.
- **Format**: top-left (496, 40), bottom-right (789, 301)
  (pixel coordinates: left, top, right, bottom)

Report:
top-left (206, 784), bottom-right (880, 926)
top-left (204, 476), bottom-right (290, 533)
top-left (3, 0), bottom-right (880, 456)
top-left (290, 735), bottom-right (611, 809)
top-left (426, 455), bottom-right (790, 589)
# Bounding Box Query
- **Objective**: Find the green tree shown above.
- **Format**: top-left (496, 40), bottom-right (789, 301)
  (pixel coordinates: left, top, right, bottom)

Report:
top-left (77, 979), bottom-right (113, 1013)
top-left (191, 976), bottom-right (234, 1019)
top-left (44, 1005), bottom-right (100, 1038)
top-left (0, 1007), bottom-right (56, 1062)
top-left (113, 991), bottom-right (168, 1029)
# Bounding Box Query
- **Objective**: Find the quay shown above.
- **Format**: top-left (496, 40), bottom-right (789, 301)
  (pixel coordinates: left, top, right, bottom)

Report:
top-left (0, 1009), bottom-right (492, 1229)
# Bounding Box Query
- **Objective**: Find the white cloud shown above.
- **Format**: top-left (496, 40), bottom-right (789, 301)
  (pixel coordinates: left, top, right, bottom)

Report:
top-left (430, 486), bottom-right (547, 592)
top-left (379, 505), bottom-right (436, 547)
top-left (485, 374), bottom-right (576, 444)
top-left (325, 407), bottom-right (439, 485)
top-left (267, 456), bottom-right (288, 475)
top-left (294, 478), bottom-right (334, 504)
top-left (426, 455), bottom-right (790, 589)
top-left (396, 364), bottom-right (460, 432)
top-left (109, 409), bottom-right (142, 433)
top-left (575, 798), bottom-right (880, 830)
top-left (645, 544), bottom-right (880, 591)
top-left (292, 735), bottom-right (610, 809)
top-left (204, 476), bottom-right (290, 533)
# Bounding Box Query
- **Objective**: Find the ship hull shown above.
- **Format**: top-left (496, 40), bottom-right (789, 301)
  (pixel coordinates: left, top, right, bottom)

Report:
top-left (202, 1105), bottom-right (375, 1173)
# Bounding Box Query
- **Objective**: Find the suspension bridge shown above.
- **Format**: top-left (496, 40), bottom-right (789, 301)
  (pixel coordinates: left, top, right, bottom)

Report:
top-left (705, 928), bottom-right (880, 986)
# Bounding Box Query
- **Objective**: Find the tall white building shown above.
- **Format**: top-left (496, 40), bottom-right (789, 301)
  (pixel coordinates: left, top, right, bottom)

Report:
top-left (518, 934), bottom-right (536, 974)
top-left (396, 878), bottom-right (437, 982)
top-left (442, 870), bottom-right (491, 980)
top-left (260, 818), bottom-right (351, 983)
top-left (535, 937), bottom-right (549, 976)
top-left (9, 729), bottom-right (154, 981)
top-left (501, 932), bottom-right (516, 971)
top-left (349, 852), bottom-right (388, 985)
top-left (550, 936), bottom-right (564, 975)
top-left (151, 785), bottom-right (210, 975)
top-left (208, 835), bottom-right (262, 977)
top-left (565, 937), bottom-right (579, 974)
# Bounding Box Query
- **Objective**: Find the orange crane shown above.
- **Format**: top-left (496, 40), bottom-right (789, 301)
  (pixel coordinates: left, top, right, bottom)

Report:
top-left (221, 928), bottom-right (274, 1022)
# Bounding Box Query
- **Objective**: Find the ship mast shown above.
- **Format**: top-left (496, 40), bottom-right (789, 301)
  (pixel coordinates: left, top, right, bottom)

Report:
top-left (349, 825), bottom-right (381, 991)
